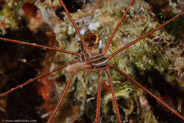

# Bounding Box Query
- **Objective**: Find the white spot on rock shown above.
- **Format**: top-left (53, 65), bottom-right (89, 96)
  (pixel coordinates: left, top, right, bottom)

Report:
top-left (68, 26), bottom-right (75, 35)
top-left (80, 28), bottom-right (86, 35)
top-left (88, 22), bottom-right (100, 31)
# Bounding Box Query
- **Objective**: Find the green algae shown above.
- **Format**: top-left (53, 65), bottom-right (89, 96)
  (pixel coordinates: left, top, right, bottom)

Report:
top-left (36, 0), bottom-right (184, 122)
top-left (0, 0), bottom-right (184, 122)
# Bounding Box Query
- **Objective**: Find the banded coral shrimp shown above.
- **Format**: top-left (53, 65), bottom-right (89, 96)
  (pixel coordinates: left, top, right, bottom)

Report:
top-left (0, 0), bottom-right (184, 122)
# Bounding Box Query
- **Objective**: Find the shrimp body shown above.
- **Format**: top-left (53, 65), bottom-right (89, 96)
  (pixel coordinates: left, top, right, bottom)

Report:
top-left (65, 53), bottom-right (108, 74)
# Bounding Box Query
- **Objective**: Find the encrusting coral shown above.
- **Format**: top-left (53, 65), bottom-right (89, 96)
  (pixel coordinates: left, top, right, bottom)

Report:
top-left (0, 0), bottom-right (183, 122)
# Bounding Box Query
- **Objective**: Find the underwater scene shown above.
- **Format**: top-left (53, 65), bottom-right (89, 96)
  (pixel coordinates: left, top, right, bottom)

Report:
top-left (0, 0), bottom-right (184, 123)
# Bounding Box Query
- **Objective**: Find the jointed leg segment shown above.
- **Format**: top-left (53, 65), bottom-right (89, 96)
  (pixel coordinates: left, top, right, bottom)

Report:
top-left (103, 0), bottom-right (135, 55)
top-left (0, 59), bottom-right (79, 97)
top-left (59, 0), bottom-right (90, 54)
top-left (95, 70), bottom-right (102, 123)
top-left (105, 68), bottom-right (122, 123)
top-left (108, 63), bottom-right (184, 121)
top-left (0, 37), bottom-right (80, 56)
top-left (47, 74), bottom-right (75, 123)
top-left (0, 0), bottom-right (184, 122)
top-left (107, 11), bottom-right (184, 60)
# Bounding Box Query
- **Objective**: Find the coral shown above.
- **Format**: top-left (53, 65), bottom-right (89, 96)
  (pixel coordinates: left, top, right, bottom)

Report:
top-left (36, 0), bottom-right (183, 122)
top-left (0, 0), bottom-right (184, 123)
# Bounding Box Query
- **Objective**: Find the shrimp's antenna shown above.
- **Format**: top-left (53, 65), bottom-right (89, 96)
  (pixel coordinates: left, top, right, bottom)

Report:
top-left (59, 0), bottom-right (90, 54)
top-left (105, 68), bottom-right (122, 123)
top-left (0, 59), bottom-right (79, 97)
top-left (47, 74), bottom-right (74, 123)
top-left (108, 63), bottom-right (184, 121)
top-left (95, 70), bottom-right (102, 123)
top-left (0, 37), bottom-right (80, 56)
top-left (103, 0), bottom-right (135, 55)
top-left (107, 11), bottom-right (184, 59)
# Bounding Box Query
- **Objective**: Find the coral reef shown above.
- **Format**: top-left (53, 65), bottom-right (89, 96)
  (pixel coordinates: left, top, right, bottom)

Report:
top-left (0, 0), bottom-right (183, 123)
